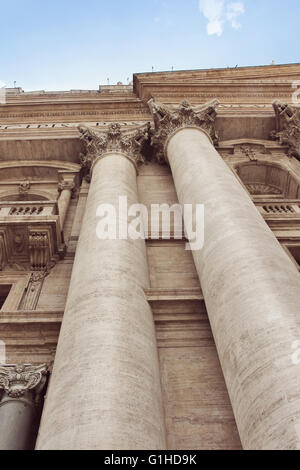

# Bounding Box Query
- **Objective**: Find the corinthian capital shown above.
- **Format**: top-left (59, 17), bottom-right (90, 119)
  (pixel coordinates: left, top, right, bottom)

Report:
top-left (148, 98), bottom-right (219, 163)
top-left (0, 364), bottom-right (48, 404)
top-left (272, 101), bottom-right (300, 159)
top-left (58, 181), bottom-right (76, 194)
top-left (78, 122), bottom-right (151, 180)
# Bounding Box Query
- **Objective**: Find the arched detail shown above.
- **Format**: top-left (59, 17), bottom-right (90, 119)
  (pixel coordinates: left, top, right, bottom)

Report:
top-left (235, 161), bottom-right (300, 198)
top-left (219, 138), bottom-right (284, 149)
top-left (0, 160), bottom-right (81, 173)
top-left (0, 191), bottom-right (51, 202)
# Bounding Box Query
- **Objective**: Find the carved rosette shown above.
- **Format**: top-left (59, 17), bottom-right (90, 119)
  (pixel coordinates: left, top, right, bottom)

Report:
top-left (78, 122), bottom-right (151, 180)
top-left (272, 101), bottom-right (300, 159)
top-left (148, 98), bottom-right (219, 164)
top-left (0, 364), bottom-right (48, 404)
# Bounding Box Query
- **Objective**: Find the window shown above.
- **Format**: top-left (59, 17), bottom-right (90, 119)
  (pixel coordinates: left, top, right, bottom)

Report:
top-left (0, 284), bottom-right (12, 310)
top-left (286, 246), bottom-right (300, 270)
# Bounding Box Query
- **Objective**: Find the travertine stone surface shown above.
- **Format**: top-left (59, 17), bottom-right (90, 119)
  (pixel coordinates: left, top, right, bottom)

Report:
top-left (167, 127), bottom-right (300, 450)
top-left (36, 153), bottom-right (166, 450)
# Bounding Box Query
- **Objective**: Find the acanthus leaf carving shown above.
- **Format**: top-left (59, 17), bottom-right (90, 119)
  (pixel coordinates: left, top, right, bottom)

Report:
top-left (148, 98), bottom-right (219, 164)
top-left (0, 364), bottom-right (48, 403)
top-left (272, 101), bottom-right (300, 159)
top-left (78, 122), bottom-right (151, 180)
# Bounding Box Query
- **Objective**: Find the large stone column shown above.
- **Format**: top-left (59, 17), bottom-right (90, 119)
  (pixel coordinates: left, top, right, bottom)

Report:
top-left (0, 364), bottom-right (48, 450)
top-left (149, 99), bottom-right (300, 450)
top-left (36, 123), bottom-right (166, 450)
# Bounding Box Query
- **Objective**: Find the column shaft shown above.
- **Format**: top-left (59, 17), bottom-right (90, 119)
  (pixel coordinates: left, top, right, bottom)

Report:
top-left (36, 153), bottom-right (166, 450)
top-left (167, 127), bottom-right (300, 450)
top-left (57, 188), bottom-right (72, 229)
top-left (0, 395), bottom-right (37, 450)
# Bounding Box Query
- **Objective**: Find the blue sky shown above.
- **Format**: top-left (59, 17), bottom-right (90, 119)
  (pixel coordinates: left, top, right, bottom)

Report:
top-left (0, 0), bottom-right (299, 91)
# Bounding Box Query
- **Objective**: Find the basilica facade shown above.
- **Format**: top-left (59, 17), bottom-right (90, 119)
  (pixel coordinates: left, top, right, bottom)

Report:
top-left (1, 64), bottom-right (300, 450)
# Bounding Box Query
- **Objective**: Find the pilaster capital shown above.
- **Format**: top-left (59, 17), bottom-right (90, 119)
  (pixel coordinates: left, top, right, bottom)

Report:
top-left (78, 122), bottom-right (151, 180)
top-left (58, 180), bottom-right (76, 194)
top-left (148, 98), bottom-right (219, 163)
top-left (0, 364), bottom-right (48, 405)
top-left (272, 100), bottom-right (300, 159)
top-left (58, 171), bottom-right (77, 197)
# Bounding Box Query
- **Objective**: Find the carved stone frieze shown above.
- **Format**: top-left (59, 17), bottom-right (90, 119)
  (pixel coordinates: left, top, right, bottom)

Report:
top-left (148, 99), bottom-right (219, 163)
top-left (272, 101), bottom-right (300, 159)
top-left (233, 143), bottom-right (270, 161)
top-left (79, 122), bottom-right (151, 180)
top-left (0, 364), bottom-right (48, 404)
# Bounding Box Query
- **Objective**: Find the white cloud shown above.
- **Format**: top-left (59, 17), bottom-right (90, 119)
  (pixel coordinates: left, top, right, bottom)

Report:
top-left (199, 0), bottom-right (245, 36)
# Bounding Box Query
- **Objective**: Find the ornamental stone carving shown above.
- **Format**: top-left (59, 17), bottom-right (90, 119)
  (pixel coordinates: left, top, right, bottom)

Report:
top-left (29, 232), bottom-right (50, 271)
top-left (148, 98), bottom-right (219, 164)
top-left (0, 364), bottom-right (48, 403)
top-left (19, 180), bottom-right (31, 197)
top-left (246, 183), bottom-right (282, 196)
top-left (78, 122), bottom-right (151, 180)
top-left (19, 268), bottom-right (52, 311)
top-left (272, 101), bottom-right (300, 159)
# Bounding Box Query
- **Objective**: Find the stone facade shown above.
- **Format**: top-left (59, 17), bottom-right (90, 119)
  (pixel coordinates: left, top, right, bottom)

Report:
top-left (1, 64), bottom-right (300, 449)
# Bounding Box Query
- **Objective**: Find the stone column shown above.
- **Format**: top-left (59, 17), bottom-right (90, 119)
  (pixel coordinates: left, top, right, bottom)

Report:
top-left (0, 364), bottom-right (48, 450)
top-left (57, 172), bottom-right (76, 230)
top-left (149, 99), bottom-right (300, 450)
top-left (36, 123), bottom-right (166, 450)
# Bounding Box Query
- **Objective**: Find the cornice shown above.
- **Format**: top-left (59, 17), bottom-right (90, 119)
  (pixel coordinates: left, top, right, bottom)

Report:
top-left (0, 99), bottom-right (150, 124)
top-left (134, 63), bottom-right (300, 93)
top-left (135, 81), bottom-right (297, 104)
